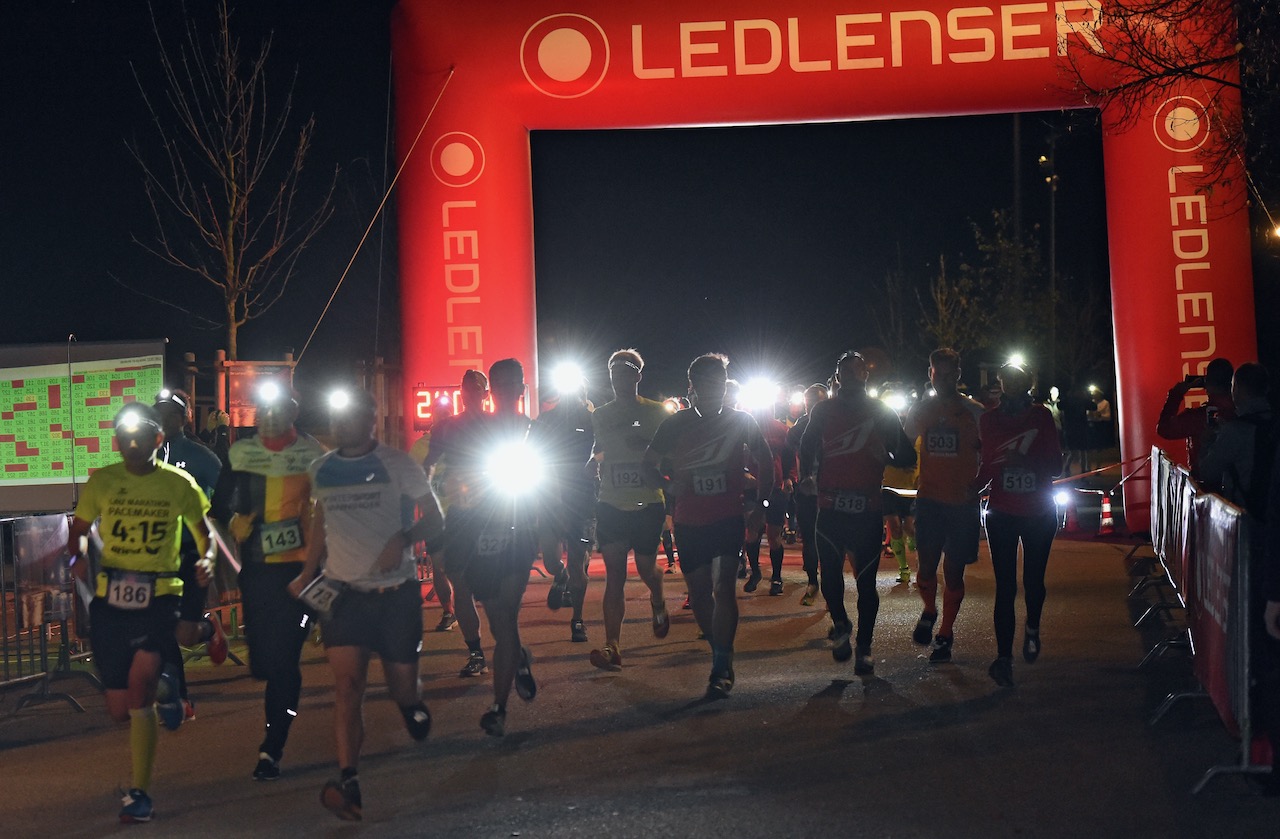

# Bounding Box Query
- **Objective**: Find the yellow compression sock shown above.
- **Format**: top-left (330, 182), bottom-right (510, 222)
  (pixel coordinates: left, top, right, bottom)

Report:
top-left (130, 706), bottom-right (160, 792)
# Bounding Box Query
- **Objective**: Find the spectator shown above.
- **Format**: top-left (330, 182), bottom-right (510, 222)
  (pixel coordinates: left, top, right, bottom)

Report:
top-left (1156, 357), bottom-right (1236, 480)
top-left (1198, 362), bottom-right (1273, 512)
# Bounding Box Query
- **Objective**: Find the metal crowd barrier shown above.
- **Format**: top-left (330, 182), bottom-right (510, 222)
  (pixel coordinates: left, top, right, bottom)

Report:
top-left (0, 515), bottom-right (100, 714)
top-left (1146, 447), bottom-right (1269, 792)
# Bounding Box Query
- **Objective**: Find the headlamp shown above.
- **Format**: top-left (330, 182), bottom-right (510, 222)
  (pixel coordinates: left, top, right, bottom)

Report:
top-left (740, 377), bottom-right (779, 413)
top-left (257, 380), bottom-right (283, 405)
top-left (115, 407), bottom-right (162, 436)
top-left (328, 390), bottom-right (352, 411)
top-left (551, 362), bottom-right (584, 394)
top-left (485, 440), bottom-right (544, 497)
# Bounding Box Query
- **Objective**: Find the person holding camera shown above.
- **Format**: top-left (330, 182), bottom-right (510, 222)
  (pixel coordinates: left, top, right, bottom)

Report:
top-left (1156, 357), bottom-right (1236, 480)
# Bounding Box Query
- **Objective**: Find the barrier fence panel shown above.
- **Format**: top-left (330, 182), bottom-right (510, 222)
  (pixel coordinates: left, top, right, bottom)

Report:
top-left (1147, 448), bottom-right (1270, 792)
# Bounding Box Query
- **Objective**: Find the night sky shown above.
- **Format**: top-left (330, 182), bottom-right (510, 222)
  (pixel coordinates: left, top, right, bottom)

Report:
top-left (2, 1), bottom-right (1225, 410)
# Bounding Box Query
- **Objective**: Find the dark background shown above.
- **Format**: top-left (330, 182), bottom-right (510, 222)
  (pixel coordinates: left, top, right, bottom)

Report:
top-left (3, 1), bottom-right (1273, 410)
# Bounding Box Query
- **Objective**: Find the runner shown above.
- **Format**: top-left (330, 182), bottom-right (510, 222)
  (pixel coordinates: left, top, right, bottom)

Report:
top-left (587, 349), bottom-right (671, 670)
top-left (531, 375), bottom-right (596, 643)
top-left (902, 349), bottom-right (985, 664)
top-left (743, 403), bottom-right (797, 596)
top-left (424, 370), bottom-right (491, 677)
top-left (153, 390), bottom-right (228, 720)
top-left (977, 364), bottom-right (1062, 687)
top-left (643, 354), bottom-right (775, 699)
top-left (409, 406), bottom-right (457, 632)
top-left (787, 384), bottom-right (828, 606)
top-left (438, 359), bottom-right (540, 735)
top-left (288, 389), bottom-right (444, 820)
top-left (222, 382), bottom-right (326, 780)
top-left (799, 351), bottom-right (915, 674)
top-left (66, 404), bottom-right (217, 824)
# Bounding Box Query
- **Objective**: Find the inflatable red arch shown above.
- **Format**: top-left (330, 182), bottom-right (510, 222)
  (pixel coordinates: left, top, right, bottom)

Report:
top-left (391, 0), bottom-right (1256, 530)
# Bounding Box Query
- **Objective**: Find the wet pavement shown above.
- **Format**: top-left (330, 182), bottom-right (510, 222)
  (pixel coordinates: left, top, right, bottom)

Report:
top-left (2, 531), bottom-right (1277, 838)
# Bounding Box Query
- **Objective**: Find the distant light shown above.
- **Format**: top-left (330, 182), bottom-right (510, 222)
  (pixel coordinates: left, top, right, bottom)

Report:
top-left (437, 395), bottom-right (452, 406)
top-left (663, 398), bottom-right (680, 413)
top-left (884, 393), bottom-right (909, 413)
top-left (867, 386), bottom-right (880, 399)
top-left (328, 390), bottom-right (352, 411)
top-left (1088, 383), bottom-right (1100, 394)
top-left (1274, 224), bottom-right (1280, 238)
top-left (789, 390), bottom-right (805, 407)
top-left (1007, 352), bottom-right (1027, 368)
top-left (740, 377), bottom-right (779, 412)
top-left (551, 362), bottom-right (584, 394)
top-left (1054, 490), bottom-right (1071, 506)
top-left (926, 386), bottom-right (937, 398)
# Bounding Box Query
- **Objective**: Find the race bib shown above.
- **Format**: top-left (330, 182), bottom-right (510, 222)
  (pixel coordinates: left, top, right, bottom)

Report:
top-left (105, 570), bottom-right (155, 610)
top-left (610, 462), bottom-right (644, 489)
top-left (260, 518), bottom-right (304, 555)
top-left (1001, 468), bottom-right (1037, 494)
top-left (925, 428), bottom-right (959, 456)
top-left (691, 471), bottom-right (727, 496)
top-left (477, 530), bottom-right (513, 556)
top-left (832, 492), bottom-right (867, 514)
top-left (298, 573), bottom-right (344, 618)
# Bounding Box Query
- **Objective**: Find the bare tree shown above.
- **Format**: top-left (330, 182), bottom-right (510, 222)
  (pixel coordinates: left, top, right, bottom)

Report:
top-left (126, 2), bottom-right (336, 359)
top-left (1060, 0), bottom-right (1279, 203)
top-left (918, 254), bottom-right (993, 354)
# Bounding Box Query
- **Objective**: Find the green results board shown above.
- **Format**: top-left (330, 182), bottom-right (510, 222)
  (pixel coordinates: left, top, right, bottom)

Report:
top-left (0, 341), bottom-right (166, 514)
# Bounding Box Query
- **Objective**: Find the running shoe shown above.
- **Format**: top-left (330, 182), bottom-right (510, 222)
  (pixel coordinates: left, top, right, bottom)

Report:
top-left (706, 667), bottom-right (735, 700)
top-left (155, 667), bottom-right (184, 731)
top-left (831, 621), bottom-right (853, 663)
top-left (480, 704), bottom-right (506, 737)
top-left (743, 569), bottom-right (762, 593)
top-left (547, 572), bottom-right (568, 610)
top-left (252, 752), bottom-right (281, 781)
top-left (118, 788), bottom-right (153, 824)
top-left (769, 579), bottom-right (784, 596)
top-left (183, 699), bottom-right (196, 721)
top-left (928, 634), bottom-right (953, 663)
top-left (988, 656), bottom-right (1015, 687)
top-left (800, 584), bottom-right (818, 607)
top-left (514, 646), bottom-right (537, 701)
top-left (1023, 627), bottom-right (1041, 663)
top-left (854, 652), bottom-right (875, 676)
top-left (435, 611), bottom-right (457, 632)
top-left (912, 610), bottom-right (938, 646)
top-left (570, 618), bottom-right (588, 643)
top-left (897, 568), bottom-right (912, 585)
top-left (405, 704), bottom-right (433, 740)
top-left (682, 595), bottom-right (692, 610)
top-left (321, 777), bottom-right (362, 821)
top-left (590, 643), bottom-right (623, 672)
top-left (737, 560), bottom-right (748, 579)
top-left (204, 611), bottom-right (228, 665)
top-left (459, 650), bottom-right (488, 678)
top-left (652, 603), bottom-right (670, 639)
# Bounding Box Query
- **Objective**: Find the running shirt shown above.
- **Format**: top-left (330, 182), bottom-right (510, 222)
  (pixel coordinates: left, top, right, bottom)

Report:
top-left (800, 391), bottom-right (914, 513)
top-left (978, 402), bottom-right (1062, 516)
top-left (531, 398), bottom-right (597, 515)
top-left (228, 432), bottom-right (326, 565)
top-left (75, 460), bottom-right (210, 598)
top-left (906, 392), bottom-right (985, 505)
top-left (310, 443), bottom-right (434, 589)
top-left (161, 435), bottom-right (222, 497)
top-left (592, 396), bottom-right (669, 511)
top-left (757, 415), bottom-right (798, 484)
top-left (646, 406), bottom-right (770, 526)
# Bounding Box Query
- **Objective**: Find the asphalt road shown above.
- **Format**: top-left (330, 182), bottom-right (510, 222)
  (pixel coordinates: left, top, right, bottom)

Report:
top-left (2, 535), bottom-right (1276, 838)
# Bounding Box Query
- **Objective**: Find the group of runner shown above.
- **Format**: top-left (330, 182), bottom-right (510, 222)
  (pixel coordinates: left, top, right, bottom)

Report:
top-left (71, 345), bottom-right (1063, 824)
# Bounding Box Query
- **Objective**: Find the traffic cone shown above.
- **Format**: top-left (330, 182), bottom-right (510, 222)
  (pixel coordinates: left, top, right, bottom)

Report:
top-left (1098, 492), bottom-right (1115, 536)
top-left (1062, 491), bottom-right (1080, 533)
